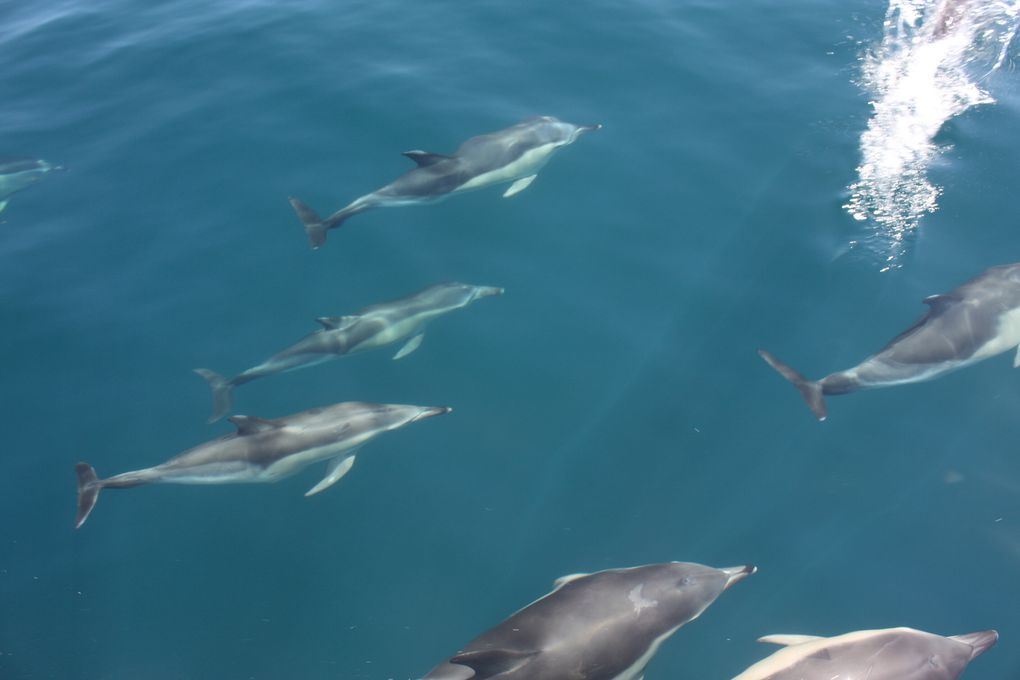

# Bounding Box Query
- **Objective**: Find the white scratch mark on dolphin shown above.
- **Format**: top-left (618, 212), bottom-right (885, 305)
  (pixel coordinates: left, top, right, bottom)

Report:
top-left (628, 585), bottom-right (657, 614)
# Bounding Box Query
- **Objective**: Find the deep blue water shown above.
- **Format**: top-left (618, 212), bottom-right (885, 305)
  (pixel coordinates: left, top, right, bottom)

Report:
top-left (2, 0), bottom-right (1020, 678)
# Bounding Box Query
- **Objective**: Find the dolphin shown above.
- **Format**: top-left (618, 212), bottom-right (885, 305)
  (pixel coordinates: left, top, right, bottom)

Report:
top-left (289, 116), bottom-right (601, 248)
top-left (732, 627), bottom-right (997, 680)
top-left (194, 282), bottom-right (502, 422)
top-left (74, 401), bottom-right (451, 528)
top-left (930, 0), bottom-right (973, 40)
top-left (0, 159), bottom-right (63, 214)
top-left (421, 562), bottom-right (756, 680)
top-left (759, 262), bottom-right (1020, 420)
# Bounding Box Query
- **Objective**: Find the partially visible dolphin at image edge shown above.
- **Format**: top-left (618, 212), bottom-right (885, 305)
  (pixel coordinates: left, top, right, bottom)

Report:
top-left (0, 158), bottom-right (63, 213)
top-left (422, 562), bottom-right (755, 680)
top-left (74, 401), bottom-right (451, 528)
top-left (758, 262), bottom-right (1020, 420)
top-left (289, 115), bottom-right (602, 249)
top-left (732, 627), bottom-right (997, 680)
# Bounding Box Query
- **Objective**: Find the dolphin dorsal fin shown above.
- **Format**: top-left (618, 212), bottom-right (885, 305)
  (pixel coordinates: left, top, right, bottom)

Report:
top-left (228, 415), bottom-right (280, 436)
top-left (449, 649), bottom-right (539, 680)
top-left (922, 294), bottom-right (961, 314)
top-left (402, 150), bottom-right (453, 167)
top-left (552, 572), bottom-right (589, 589)
top-left (316, 315), bottom-right (357, 330)
top-left (758, 634), bottom-right (824, 647)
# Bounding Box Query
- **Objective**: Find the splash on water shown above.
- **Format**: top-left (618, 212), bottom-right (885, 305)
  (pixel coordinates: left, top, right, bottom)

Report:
top-left (844, 0), bottom-right (1020, 270)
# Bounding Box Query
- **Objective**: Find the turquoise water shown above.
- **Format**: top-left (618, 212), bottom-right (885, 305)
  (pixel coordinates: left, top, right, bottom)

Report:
top-left (2, 0), bottom-right (1020, 678)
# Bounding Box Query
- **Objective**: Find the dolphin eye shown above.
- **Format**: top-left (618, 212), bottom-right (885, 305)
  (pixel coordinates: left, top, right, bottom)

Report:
top-left (680, 577), bottom-right (693, 586)
top-left (928, 655), bottom-right (941, 669)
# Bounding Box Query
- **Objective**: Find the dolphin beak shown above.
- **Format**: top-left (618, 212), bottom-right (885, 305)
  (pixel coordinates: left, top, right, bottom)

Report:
top-left (951, 630), bottom-right (998, 659)
top-left (476, 286), bottom-right (504, 298)
top-left (414, 406), bottom-right (453, 422)
top-left (568, 124), bottom-right (602, 143)
top-left (721, 565), bottom-right (757, 589)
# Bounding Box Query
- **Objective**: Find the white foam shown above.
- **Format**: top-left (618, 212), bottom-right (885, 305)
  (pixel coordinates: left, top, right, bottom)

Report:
top-left (844, 0), bottom-right (1020, 270)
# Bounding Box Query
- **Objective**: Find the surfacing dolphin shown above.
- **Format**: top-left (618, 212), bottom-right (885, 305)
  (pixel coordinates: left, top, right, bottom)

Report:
top-left (74, 401), bottom-right (451, 528)
top-left (930, 0), bottom-right (974, 40)
top-left (289, 116), bottom-right (601, 248)
top-left (0, 159), bottom-right (63, 214)
top-left (421, 562), bottom-right (755, 680)
top-left (759, 262), bottom-right (1020, 420)
top-left (732, 627), bottom-right (997, 680)
top-left (195, 282), bottom-right (502, 422)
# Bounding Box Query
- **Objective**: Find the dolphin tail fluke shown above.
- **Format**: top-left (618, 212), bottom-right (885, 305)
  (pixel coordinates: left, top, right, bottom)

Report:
top-left (288, 197), bottom-right (331, 249)
top-left (75, 463), bottom-right (101, 529)
top-left (194, 368), bottom-right (234, 423)
top-left (757, 349), bottom-right (827, 421)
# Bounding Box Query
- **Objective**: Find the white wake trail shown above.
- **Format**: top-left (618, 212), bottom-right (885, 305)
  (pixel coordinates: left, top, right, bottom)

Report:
top-left (844, 0), bottom-right (1019, 271)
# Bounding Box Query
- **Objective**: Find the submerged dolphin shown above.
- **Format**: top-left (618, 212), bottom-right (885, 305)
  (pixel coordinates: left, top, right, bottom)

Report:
top-left (289, 116), bottom-right (601, 248)
top-left (0, 159), bottom-right (62, 213)
top-left (732, 627), bottom-right (997, 680)
top-left (422, 562), bottom-right (755, 680)
top-left (195, 282), bottom-right (502, 422)
top-left (759, 262), bottom-right (1020, 420)
top-left (74, 401), bottom-right (451, 528)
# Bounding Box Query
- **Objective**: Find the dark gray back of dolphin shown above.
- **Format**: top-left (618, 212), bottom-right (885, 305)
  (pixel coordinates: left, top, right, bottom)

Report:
top-left (876, 264), bottom-right (1020, 364)
top-left (423, 562), bottom-right (754, 680)
top-left (383, 117), bottom-right (597, 199)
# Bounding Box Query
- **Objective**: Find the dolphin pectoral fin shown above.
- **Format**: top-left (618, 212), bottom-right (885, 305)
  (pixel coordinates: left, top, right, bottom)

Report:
top-left (503, 175), bottom-right (537, 198)
top-left (758, 634), bottom-right (824, 646)
top-left (305, 454), bottom-right (357, 497)
top-left (0, 200), bottom-right (7, 213)
top-left (1013, 345), bottom-right (1020, 368)
top-left (449, 649), bottom-right (539, 680)
top-left (402, 150), bottom-right (453, 167)
top-left (228, 415), bottom-right (281, 436)
top-left (393, 333), bottom-right (424, 360)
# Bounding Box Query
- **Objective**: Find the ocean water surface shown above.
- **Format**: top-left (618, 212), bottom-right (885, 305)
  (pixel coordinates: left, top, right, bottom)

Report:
top-left (2, 0), bottom-right (1019, 678)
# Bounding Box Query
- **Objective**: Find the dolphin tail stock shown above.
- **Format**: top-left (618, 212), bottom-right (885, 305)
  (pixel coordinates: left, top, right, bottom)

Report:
top-left (288, 197), bottom-right (342, 249)
top-left (194, 368), bottom-right (234, 423)
top-left (75, 463), bottom-right (102, 529)
top-left (757, 349), bottom-right (827, 421)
